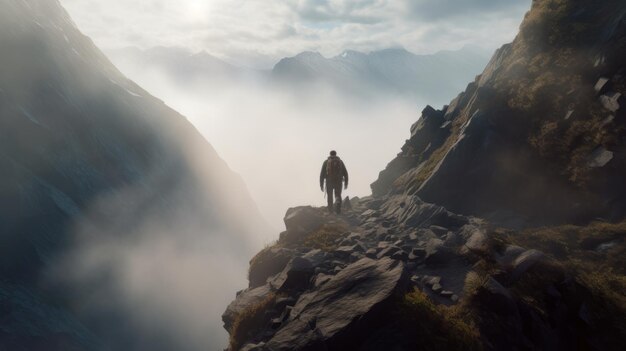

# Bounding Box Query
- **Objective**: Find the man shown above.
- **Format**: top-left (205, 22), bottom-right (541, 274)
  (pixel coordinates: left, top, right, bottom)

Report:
top-left (320, 150), bottom-right (349, 214)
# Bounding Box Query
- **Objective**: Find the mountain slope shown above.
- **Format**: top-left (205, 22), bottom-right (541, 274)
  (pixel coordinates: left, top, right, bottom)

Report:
top-left (372, 0), bottom-right (626, 226)
top-left (0, 0), bottom-right (268, 350)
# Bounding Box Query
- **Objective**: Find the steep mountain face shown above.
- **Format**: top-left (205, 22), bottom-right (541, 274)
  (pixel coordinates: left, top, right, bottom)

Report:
top-left (0, 0), bottom-right (268, 350)
top-left (224, 1), bottom-right (626, 351)
top-left (272, 47), bottom-right (489, 103)
top-left (372, 0), bottom-right (626, 226)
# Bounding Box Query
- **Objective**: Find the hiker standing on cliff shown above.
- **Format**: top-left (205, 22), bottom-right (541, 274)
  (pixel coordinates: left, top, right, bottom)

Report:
top-left (320, 150), bottom-right (349, 214)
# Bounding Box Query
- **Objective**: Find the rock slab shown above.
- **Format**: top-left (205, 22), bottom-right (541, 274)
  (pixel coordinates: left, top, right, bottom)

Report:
top-left (265, 257), bottom-right (408, 350)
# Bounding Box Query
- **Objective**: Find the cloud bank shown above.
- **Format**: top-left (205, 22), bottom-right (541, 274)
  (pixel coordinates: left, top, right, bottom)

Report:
top-left (59, 0), bottom-right (531, 68)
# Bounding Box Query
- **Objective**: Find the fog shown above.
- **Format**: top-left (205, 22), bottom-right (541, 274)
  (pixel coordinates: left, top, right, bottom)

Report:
top-left (52, 52), bottom-right (445, 351)
top-left (109, 59), bottom-right (433, 232)
top-left (50, 117), bottom-right (271, 350)
top-left (57, 179), bottom-right (254, 350)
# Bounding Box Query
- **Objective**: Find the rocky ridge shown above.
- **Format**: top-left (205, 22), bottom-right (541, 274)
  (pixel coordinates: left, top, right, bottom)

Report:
top-left (223, 1), bottom-right (626, 349)
top-left (223, 195), bottom-right (621, 350)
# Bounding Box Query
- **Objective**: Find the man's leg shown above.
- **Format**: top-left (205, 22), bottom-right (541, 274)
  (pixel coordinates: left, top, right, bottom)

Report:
top-left (326, 184), bottom-right (334, 212)
top-left (335, 183), bottom-right (343, 214)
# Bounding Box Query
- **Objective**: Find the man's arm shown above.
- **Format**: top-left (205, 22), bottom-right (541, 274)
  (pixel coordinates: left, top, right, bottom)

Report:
top-left (342, 161), bottom-right (349, 188)
top-left (320, 160), bottom-right (327, 190)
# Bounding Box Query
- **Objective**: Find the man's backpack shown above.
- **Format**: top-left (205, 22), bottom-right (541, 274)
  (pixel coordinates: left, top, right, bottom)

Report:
top-left (326, 157), bottom-right (342, 181)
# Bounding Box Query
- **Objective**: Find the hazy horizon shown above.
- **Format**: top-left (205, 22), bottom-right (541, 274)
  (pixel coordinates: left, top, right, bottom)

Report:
top-left (60, 0), bottom-right (531, 69)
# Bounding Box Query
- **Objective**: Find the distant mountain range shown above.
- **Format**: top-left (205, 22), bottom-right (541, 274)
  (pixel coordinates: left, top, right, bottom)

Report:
top-left (272, 47), bottom-right (490, 103)
top-left (108, 45), bottom-right (490, 104)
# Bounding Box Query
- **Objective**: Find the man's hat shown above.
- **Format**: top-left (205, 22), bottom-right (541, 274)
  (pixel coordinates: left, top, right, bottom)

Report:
top-left (330, 150), bottom-right (337, 156)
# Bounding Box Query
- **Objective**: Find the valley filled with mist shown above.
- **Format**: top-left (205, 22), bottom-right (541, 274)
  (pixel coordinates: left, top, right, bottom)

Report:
top-left (107, 46), bottom-right (489, 232)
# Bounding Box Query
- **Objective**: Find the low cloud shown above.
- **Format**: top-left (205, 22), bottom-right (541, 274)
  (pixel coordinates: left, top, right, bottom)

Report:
top-left (408, 0), bottom-right (530, 21)
top-left (52, 130), bottom-right (267, 350)
top-left (59, 0), bottom-right (530, 68)
top-left (112, 61), bottom-right (426, 230)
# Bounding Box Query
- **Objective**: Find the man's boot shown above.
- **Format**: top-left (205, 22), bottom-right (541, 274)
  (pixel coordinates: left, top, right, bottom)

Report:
top-left (335, 197), bottom-right (342, 215)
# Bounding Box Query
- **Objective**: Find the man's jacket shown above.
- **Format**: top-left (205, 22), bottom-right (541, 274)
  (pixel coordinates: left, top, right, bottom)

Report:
top-left (320, 156), bottom-right (349, 187)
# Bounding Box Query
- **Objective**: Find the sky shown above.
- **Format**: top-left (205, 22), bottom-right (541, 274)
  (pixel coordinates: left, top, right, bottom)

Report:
top-left (60, 0), bottom-right (531, 68)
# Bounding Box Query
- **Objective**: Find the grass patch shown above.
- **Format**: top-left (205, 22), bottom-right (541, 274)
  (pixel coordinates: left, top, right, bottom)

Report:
top-left (398, 289), bottom-right (482, 351)
top-left (497, 221), bottom-right (626, 342)
top-left (463, 271), bottom-right (490, 298)
top-left (301, 223), bottom-right (347, 251)
top-left (229, 293), bottom-right (276, 351)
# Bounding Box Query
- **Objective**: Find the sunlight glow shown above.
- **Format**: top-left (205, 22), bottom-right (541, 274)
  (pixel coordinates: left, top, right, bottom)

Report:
top-left (182, 0), bottom-right (212, 23)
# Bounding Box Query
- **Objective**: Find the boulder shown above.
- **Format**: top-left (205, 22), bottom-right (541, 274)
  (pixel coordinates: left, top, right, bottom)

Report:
top-left (422, 275), bottom-right (441, 287)
top-left (429, 225), bottom-right (449, 236)
top-left (594, 77), bottom-right (610, 94)
top-left (281, 207), bottom-right (326, 244)
top-left (380, 195), bottom-right (469, 230)
top-left (424, 238), bottom-right (455, 265)
top-left (377, 246), bottom-right (401, 259)
top-left (495, 245), bottom-right (525, 268)
top-left (349, 197), bottom-right (361, 208)
top-left (350, 252), bottom-right (365, 262)
top-left (301, 249), bottom-right (330, 268)
top-left (343, 197), bottom-right (352, 211)
top-left (365, 248), bottom-right (377, 259)
top-left (461, 228), bottom-right (491, 255)
top-left (588, 146), bottom-right (614, 168)
top-left (223, 284), bottom-right (272, 332)
top-left (334, 244), bottom-right (366, 258)
top-left (275, 296), bottom-right (297, 311)
top-left (443, 232), bottom-right (462, 246)
top-left (600, 92), bottom-right (622, 112)
top-left (414, 228), bottom-right (438, 241)
top-left (339, 238), bottom-right (356, 246)
top-left (249, 247), bottom-right (295, 288)
top-left (365, 199), bottom-right (384, 210)
top-left (440, 290), bottom-right (454, 298)
top-left (265, 258), bottom-right (408, 351)
top-left (408, 248), bottom-right (426, 261)
top-left (347, 232), bottom-right (363, 241)
top-left (361, 209), bottom-right (379, 218)
top-left (313, 274), bottom-right (332, 288)
top-left (269, 257), bottom-right (315, 292)
top-left (390, 250), bottom-right (409, 261)
top-left (377, 241), bottom-right (391, 249)
top-left (510, 249), bottom-right (559, 283)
